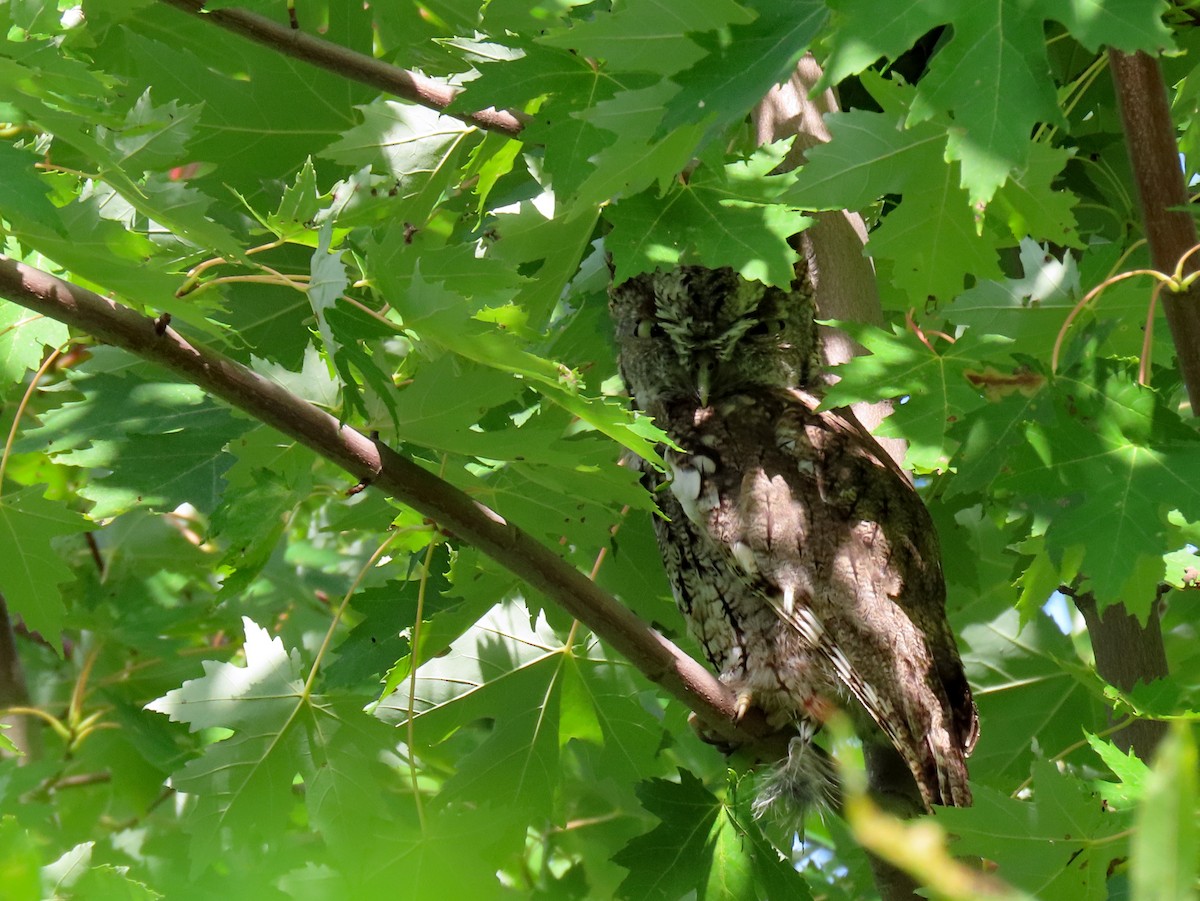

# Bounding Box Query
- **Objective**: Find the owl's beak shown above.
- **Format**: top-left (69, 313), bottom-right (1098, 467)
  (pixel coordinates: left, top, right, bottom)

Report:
top-left (695, 355), bottom-right (715, 407)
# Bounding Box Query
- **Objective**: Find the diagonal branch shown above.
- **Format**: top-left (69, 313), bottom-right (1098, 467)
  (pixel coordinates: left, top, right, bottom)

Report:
top-left (0, 253), bottom-right (787, 755)
top-left (157, 0), bottom-right (526, 138)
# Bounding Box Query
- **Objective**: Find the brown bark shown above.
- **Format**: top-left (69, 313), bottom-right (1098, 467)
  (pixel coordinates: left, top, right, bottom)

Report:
top-left (0, 593), bottom-right (38, 759)
top-left (1074, 592), bottom-right (1169, 759)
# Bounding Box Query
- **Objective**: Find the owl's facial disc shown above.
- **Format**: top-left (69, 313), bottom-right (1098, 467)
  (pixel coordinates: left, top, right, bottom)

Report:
top-left (613, 266), bottom-right (818, 411)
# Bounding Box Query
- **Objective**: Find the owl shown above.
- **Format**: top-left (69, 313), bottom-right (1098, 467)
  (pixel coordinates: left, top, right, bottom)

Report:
top-left (611, 264), bottom-right (978, 811)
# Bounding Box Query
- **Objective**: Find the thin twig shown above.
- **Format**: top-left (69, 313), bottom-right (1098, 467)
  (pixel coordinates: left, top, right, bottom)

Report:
top-left (157, 0), bottom-right (526, 138)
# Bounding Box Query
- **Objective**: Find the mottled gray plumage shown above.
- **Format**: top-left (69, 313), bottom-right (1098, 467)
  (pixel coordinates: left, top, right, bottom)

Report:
top-left (611, 265), bottom-right (978, 811)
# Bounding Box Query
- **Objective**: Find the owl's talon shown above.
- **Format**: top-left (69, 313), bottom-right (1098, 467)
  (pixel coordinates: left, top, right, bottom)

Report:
top-left (734, 690), bottom-right (754, 722)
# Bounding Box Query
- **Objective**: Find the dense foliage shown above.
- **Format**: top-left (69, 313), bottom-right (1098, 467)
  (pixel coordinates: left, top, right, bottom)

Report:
top-left (0, 1), bottom-right (1197, 898)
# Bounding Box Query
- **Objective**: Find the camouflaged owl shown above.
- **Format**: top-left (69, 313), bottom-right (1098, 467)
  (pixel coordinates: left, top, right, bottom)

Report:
top-left (611, 264), bottom-right (978, 813)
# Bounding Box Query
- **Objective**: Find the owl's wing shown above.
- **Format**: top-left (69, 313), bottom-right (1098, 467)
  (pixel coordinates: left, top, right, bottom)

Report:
top-left (801, 398), bottom-right (980, 760)
top-left (677, 391), bottom-right (976, 808)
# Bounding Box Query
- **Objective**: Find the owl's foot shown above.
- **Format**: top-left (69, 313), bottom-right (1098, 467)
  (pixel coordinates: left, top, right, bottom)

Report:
top-left (687, 711), bottom-right (741, 753)
top-left (685, 688), bottom-right (757, 751)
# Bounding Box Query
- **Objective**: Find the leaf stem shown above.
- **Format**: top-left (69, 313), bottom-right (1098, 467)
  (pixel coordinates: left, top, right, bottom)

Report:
top-left (1010, 717), bottom-right (1136, 797)
top-left (302, 530), bottom-right (405, 698)
top-left (0, 342), bottom-right (66, 499)
top-left (405, 523), bottom-right (441, 833)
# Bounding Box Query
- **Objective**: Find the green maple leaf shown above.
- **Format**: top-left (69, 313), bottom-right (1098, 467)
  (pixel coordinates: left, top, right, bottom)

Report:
top-left (781, 108), bottom-right (946, 210)
top-left (538, 0), bottom-right (754, 75)
top-left (994, 364), bottom-right (1200, 611)
top-left (307, 221), bottom-right (347, 365)
top-left (820, 324), bottom-right (1009, 471)
top-left (146, 617), bottom-right (305, 732)
top-left (452, 43), bottom-right (652, 197)
top-left (481, 0), bottom-right (590, 31)
top-left (659, 0), bottom-right (829, 135)
top-left (613, 769), bottom-right (723, 901)
top-left (867, 161), bottom-right (1005, 303)
top-left (607, 145), bottom-right (810, 289)
top-left (246, 157), bottom-right (321, 243)
top-left (450, 43), bottom-right (600, 111)
top-left (113, 27), bottom-right (371, 204)
top-left (318, 100), bottom-right (476, 227)
top-left (389, 355), bottom-right (523, 456)
top-left (67, 866), bottom-right (162, 901)
top-left (948, 388), bottom-right (1045, 498)
top-left (823, 0), bottom-right (1172, 202)
top-left (303, 694), bottom-right (408, 858)
top-left (988, 143), bottom-right (1080, 246)
top-left (324, 555), bottom-right (455, 690)
top-left (960, 608), bottom-right (1105, 783)
top-left (938, 761), bottom-right (1130, 900)
top-left (486, 203), bottom-right (601, 328)
top-left (57, 405), bottom-right (247, 519)
top-left (170, 726), bottom-right (309, 872)
top-left (0, 301), bottom-right (68, 383)
top-left (785, 77), bottom-right (1075, 304)
top-left (1088, 733), bottom-right (1149, 807)
top-left (0, 486), bottom-right (91, 650)
top-left (24, 92), bottom-right (243, 259)
top-left (367, 239), bottom-right (667, 464)
top-left (209, 469), bottom-right (299, 599)
top-left (99, 88), bottom-right (202, 172)
top-left (573, 81), bottom-right (709, 207)
top-left (0, 142), bottom-right (66, 236)
top-left (947, 239), bottom-right (1080, 357)
top-left (320, 99), bottom-right (474, 179)
top-left (783, 86), bottom-right (1009, 304)
top-left (612, 768), bottom-right (810, 901)
top-left (462, 432), bottom-right (652, 551)
top-left (147, 619), bottom-right (405, 871)
top-left (910, 2), bottom-right (1059, 204)
top-left (435, 667), bottom-right (564, 822)
top-left (395, 607), bottom-right (576, 815)
top-left (3, 196), bottom-right (191, 319)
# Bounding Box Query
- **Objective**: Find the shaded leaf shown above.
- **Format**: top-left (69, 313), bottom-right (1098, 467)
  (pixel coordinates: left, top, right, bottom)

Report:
top-left (0, 486), bottom-right (91, 649)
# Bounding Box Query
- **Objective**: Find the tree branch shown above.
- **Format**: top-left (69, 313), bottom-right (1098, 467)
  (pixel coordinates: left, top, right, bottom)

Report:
top-left (0, 254), bottom-right (791, 757)
top-left (1072, 591), bottom-right (1168, 760)
top-left (752, 59), bottom-right (904, 467)
top-left (1081, 49), bottom-right (1192, 762)
top-left (0, 592), bottom-right (39, 759)
top-left (1110, 50), bottom-right (1200, 412)
top-left (156, 0), bottom-right (526, 138)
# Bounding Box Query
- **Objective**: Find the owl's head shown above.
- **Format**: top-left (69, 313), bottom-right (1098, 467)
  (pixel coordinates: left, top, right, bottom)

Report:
top-left (611, 265), bottom-right (818, 412)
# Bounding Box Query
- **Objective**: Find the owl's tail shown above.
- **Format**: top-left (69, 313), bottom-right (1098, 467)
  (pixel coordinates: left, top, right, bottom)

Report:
top-left (751, 736), bottom-right (838, 826)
